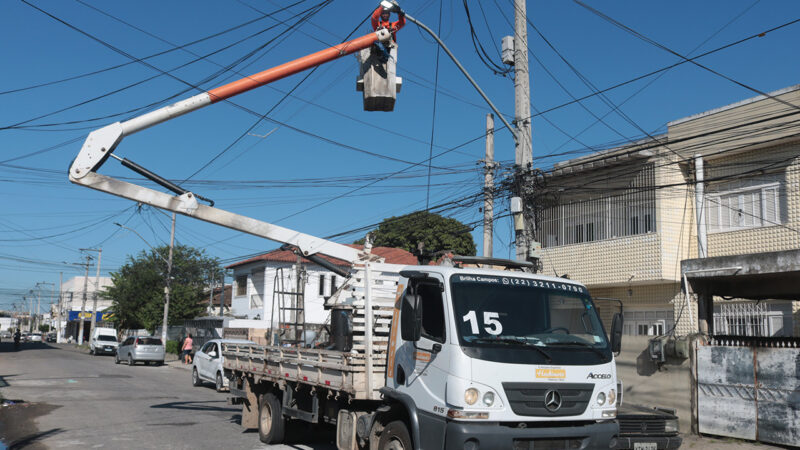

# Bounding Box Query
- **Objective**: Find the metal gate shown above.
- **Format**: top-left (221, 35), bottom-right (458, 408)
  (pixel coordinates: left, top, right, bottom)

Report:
top-left (697, 337), bottom-right (800, 447)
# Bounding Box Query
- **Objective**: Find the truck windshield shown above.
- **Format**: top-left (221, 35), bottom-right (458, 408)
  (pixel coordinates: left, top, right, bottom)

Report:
top-left (450, 274), bottom-right (612, 365)
top-left (98, 335), bottom-right (117, 342)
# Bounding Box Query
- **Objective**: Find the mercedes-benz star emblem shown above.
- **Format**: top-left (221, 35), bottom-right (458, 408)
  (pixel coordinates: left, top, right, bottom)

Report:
top-left (544, 390), bottom-right (562, 412)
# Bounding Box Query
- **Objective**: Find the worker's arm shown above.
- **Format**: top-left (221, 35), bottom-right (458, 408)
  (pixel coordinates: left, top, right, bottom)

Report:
top-left (371, 6), bottom-right (382, 30)
top-left (393, 12), bottom-right (406, 31)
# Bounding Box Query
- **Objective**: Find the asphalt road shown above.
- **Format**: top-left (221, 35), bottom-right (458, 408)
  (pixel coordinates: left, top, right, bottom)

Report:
top-left (0, 341), bottom-right (336, 450)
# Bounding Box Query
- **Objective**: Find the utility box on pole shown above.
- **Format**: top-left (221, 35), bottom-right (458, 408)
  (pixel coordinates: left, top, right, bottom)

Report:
top-left (356, 43), bottom-right (402, 111)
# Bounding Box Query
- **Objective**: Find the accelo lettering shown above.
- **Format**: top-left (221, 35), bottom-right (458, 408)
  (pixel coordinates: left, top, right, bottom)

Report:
top-left (586, 373), bottom-right (612, 379)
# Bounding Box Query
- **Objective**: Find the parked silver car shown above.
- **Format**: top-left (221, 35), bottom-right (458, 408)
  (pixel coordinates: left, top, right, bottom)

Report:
top-left (116, 336), bottom-right (165, 366)
top-left (192, 339), bottom-right (254, 392)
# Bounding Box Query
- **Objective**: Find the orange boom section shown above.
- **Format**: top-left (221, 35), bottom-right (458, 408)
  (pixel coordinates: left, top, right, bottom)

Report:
top-left (207, 32), bottom-right (382, 103)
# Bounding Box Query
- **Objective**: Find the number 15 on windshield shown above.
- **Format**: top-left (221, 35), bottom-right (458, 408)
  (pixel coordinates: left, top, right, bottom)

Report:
top-left (463, 311), bottom-right (503, 335)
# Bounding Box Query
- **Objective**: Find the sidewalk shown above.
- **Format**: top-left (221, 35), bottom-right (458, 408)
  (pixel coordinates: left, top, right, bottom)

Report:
top-left (681, 434), bottom-right (782, 449)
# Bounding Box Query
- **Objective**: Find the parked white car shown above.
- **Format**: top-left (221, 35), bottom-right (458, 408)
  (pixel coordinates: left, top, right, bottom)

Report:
top-left (90, 327), bottom-right (119, 355)
top-left (192, 339), bottom-right (254, 392)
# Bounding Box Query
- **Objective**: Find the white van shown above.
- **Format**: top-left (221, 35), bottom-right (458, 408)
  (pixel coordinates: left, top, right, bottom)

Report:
top-left (90, 327), bottom-right (119, 356)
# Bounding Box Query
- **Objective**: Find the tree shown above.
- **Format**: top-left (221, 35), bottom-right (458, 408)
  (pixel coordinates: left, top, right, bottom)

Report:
top-left (357, 211), bottom-right (476, 259)
top-left (38, 324), bottom-right (50, 333)
top-left (103, 245), bottom-right (223, 332)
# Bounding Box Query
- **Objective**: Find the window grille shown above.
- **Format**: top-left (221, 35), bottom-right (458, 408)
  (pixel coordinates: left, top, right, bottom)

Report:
top-left (706, 183), bottom-right (781, 232)
top-left (713, 302), bottom-right (786, 337)
top-left (541, 163), bottom-right (656, 247)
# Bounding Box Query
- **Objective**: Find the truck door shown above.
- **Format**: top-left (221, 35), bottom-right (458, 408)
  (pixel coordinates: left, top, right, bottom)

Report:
top-left (396, 276), bottom-right (450, 414)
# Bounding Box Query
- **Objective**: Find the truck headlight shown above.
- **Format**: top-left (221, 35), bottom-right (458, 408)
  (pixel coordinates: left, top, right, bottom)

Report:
top-left (596, 392), bottom-right (606, 406)
top-left (606, 389), bottom-right (616, 406)
top-left (664, 419), bottom-right (679, 433)
top-left (482, 391), bottom-right (495, 407)
top-left (465, 388), bottom-right (479, 405)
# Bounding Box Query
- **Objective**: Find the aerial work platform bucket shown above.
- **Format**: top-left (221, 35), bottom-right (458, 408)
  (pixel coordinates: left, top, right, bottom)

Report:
top-left (356, 42), bottom-right (402, 112)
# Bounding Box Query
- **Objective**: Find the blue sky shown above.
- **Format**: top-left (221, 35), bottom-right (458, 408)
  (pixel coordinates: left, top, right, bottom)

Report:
top-left (1, 0), bottom-right (799, 310)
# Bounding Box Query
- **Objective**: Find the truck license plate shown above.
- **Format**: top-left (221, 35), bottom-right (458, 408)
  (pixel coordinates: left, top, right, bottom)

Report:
top-left (634, 443), bottom-right (657, 450)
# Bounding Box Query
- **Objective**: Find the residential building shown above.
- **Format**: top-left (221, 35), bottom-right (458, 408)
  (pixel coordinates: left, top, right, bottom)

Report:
top-left (538, 85), bottom-right (800, 337)
top-left (200, 284), bottom-right (232, 315)
top-left (227, 245), bottom-right (417, 326)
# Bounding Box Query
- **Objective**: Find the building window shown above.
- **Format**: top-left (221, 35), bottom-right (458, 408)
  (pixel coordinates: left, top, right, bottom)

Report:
top-left (330, 275), bottom-right (337, 294)
top-left (318, 275), bottom-right (325, 296)
top-left (706, 183), bottom-right (780, 232)
top-left (235, 275), bottom-right (247, 297)
top-left (623, 309), bottom-right (673, 336)
top-left (540, 163), bottom-right (656, 248)
top-left (713, 301), bottom-right (788, 337)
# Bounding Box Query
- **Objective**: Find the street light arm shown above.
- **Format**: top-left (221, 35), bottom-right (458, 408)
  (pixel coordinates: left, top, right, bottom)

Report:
top-left (401, 11), bottom-right (518, 144)
top-left (113, 223), bottom-right (170, 265)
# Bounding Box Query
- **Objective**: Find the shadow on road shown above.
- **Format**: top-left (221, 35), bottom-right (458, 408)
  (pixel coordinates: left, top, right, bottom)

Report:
top-left (0, 342), bottom-right (60, 353)
top-left (150, 400), bottom-right (240, 413)
top-left (7, 428), bottom-right (63, 450)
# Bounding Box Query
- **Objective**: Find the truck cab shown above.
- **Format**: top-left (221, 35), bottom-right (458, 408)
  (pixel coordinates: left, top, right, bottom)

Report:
top-left (381, 266), bottom-right (620, 449)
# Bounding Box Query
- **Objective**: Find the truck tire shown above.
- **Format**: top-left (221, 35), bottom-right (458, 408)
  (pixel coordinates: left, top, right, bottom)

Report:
top-left (378, 420), bottom-right (412, 450)
top-left (192, 368), bottom-right (202, 386)
top-left (258, 392), bottom-right (285, 444)
top-left (215, 372), bottom-right (224, 392)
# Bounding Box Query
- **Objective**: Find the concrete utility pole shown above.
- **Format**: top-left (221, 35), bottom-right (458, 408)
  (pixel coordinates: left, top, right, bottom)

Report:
top-left (694, 155), bottom-right (707, 258)
top-left (294, 254), bottom-right (305, 345)
top-left (161, 213), bottom-right (176, 345)
top-left (483, 113), bottom-right (496, 258)
top-left (513, 0), bottom-right (534, 262)
top-left (80, 248), bottom-right (102, 344)
top-left (57, 272), bottom-right (63, 343)
top-left (77, 254), bottom-right (92, 344)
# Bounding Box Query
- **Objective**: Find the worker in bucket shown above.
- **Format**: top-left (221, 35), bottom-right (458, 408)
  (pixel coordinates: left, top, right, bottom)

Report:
top-left (371, 2), bottom-right (405, 42)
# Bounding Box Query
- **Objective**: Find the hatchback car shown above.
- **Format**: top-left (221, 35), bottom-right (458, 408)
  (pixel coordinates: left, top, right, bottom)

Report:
top-left (192, 339), bottom-right (254, 392)
top-left (116, 336), bottom-right (165, 366)
top-left (29, 333), bottom-right (43, 342)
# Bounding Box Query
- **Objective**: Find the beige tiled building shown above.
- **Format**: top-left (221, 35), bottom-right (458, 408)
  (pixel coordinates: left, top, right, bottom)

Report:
top-left (538, 85), bottom-right (800, 337)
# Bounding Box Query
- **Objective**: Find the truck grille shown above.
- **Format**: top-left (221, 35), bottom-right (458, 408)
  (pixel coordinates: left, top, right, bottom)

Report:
top-left (502, 383), bottom-right (594, 417)
top-left (618, 418), bottom-right (666, 435)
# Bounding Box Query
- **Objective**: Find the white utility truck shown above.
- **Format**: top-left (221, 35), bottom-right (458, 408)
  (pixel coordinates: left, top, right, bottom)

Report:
top-left (67, 3), bottom-right (622, 448)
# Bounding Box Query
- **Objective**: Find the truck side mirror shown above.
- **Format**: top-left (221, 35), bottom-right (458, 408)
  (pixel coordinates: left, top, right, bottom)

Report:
top-left (400, 290), bottom-right (421, 342)
top-left (610, 313), bottom-right (623, 354)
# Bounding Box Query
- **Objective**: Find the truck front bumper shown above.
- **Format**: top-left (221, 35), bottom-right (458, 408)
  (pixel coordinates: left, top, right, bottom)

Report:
top-left (444, 420), bottom-right (619, 450)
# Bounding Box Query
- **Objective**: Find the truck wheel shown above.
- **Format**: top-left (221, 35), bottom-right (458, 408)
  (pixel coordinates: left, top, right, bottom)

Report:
top-left (215, 372), bottom-right (224, 392)
top-left (258, 392), bottom-right (285, 444)
top-left (192, 368), bottom-right (202, 386)
top-left (378, 421), bottom-right (412, 450)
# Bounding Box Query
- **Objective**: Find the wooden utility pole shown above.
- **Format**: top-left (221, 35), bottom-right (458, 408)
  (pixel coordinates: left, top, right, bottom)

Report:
top-left (161, 213), bottom-right (176, 345)
top-left (513, 0), bottom-right (534, 262)
top-left (77, 254), bottom-right (92, 344)
top-left (483, 113), bottom-right (496, 257)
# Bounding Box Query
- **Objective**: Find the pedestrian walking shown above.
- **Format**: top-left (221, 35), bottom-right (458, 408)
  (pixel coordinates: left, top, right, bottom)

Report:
top-left (182, 333), bottom-right (193, 364)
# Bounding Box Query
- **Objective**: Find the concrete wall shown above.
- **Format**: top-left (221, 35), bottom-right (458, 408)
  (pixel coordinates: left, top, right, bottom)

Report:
top-left (541, 233), bottom-right (663, 285)
top-left (616, 335), bottom-right (692, 433)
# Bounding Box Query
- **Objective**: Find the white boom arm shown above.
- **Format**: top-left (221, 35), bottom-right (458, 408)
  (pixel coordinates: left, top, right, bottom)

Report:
top-left (68, 29), bottom-right (394, 264)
